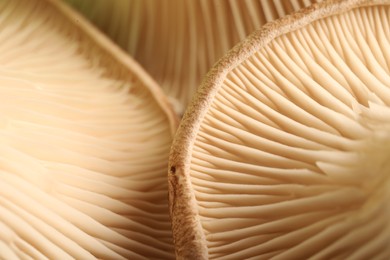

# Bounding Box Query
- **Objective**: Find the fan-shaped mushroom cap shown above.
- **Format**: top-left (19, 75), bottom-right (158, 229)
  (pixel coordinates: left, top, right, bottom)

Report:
top-left (0, 0), bottom-right (177, 259)
top-left (169, 0), bottom-right (390, 258)
top-left (65, 0), bottom-right (322, 115)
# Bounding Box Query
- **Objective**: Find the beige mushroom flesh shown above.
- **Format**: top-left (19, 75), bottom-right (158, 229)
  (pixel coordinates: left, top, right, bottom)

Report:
top-left (169, 0), bottom-right (390, 259)
top-left (0, 0), bottom-right (177, 259)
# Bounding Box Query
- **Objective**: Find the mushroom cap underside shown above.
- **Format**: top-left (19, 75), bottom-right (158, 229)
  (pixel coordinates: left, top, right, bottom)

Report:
top-left (0, 0), bottom-right (177, 259)
top-left (169, 0), bottom-right (390, 259)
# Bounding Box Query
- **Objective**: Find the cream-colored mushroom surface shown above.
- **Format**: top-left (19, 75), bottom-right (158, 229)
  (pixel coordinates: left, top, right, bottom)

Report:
top-left (169, 1), bottom-right (390, 259)
top-left (65, 0), bottom-right (322, 115)
top-left (0, 0), bottom-right (176, 259)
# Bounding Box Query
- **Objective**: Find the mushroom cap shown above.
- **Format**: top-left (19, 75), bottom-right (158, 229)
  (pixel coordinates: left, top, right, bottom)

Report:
top-left (0, 0), bottom-right (177, 259)
top-left (65, 0), bottom-right (322, 115)
top-left (169, 0), bottom-right (390, 258)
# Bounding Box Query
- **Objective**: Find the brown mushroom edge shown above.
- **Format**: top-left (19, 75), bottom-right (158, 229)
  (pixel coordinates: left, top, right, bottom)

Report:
top-left (168, 0), bottom-right (390, 258)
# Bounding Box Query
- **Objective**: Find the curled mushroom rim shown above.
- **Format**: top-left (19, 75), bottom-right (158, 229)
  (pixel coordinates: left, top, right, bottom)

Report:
top-left (46, 0), bottom-right (180, 136)
top-left (168, 0), bottom-right (390, 258)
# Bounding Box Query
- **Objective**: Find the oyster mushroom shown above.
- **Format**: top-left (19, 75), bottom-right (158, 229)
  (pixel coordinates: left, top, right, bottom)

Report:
top-left (0, 0), bottom-right (177, 259)
top-left (65, 0), bottom-right (322, 115)
top-left (169, 0), bottom-right (390, 259)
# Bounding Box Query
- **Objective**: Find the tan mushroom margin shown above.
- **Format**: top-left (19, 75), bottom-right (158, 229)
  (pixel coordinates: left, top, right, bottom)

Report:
top-left (169, 0), bottom-right (390, 259)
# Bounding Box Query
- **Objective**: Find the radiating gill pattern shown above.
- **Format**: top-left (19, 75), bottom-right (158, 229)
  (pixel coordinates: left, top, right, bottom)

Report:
top-left (0, 0), bottom-right (174, 259)
top-left (191, 6), bottom-right (390, 259)
top-left (66, 0), bottom-right (322, 114)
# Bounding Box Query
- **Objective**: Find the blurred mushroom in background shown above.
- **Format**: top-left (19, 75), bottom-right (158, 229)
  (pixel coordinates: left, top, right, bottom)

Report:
top-left (64, 0), bottom-right (322, 116)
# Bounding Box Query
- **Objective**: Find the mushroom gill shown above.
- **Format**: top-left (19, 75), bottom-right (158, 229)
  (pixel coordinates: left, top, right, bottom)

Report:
top-left (65, 0), bottom-right (322, 115)
top-left (169, 0), bottom-right (390, 259)
top-left (0, 0), bottom-right (177, 259)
